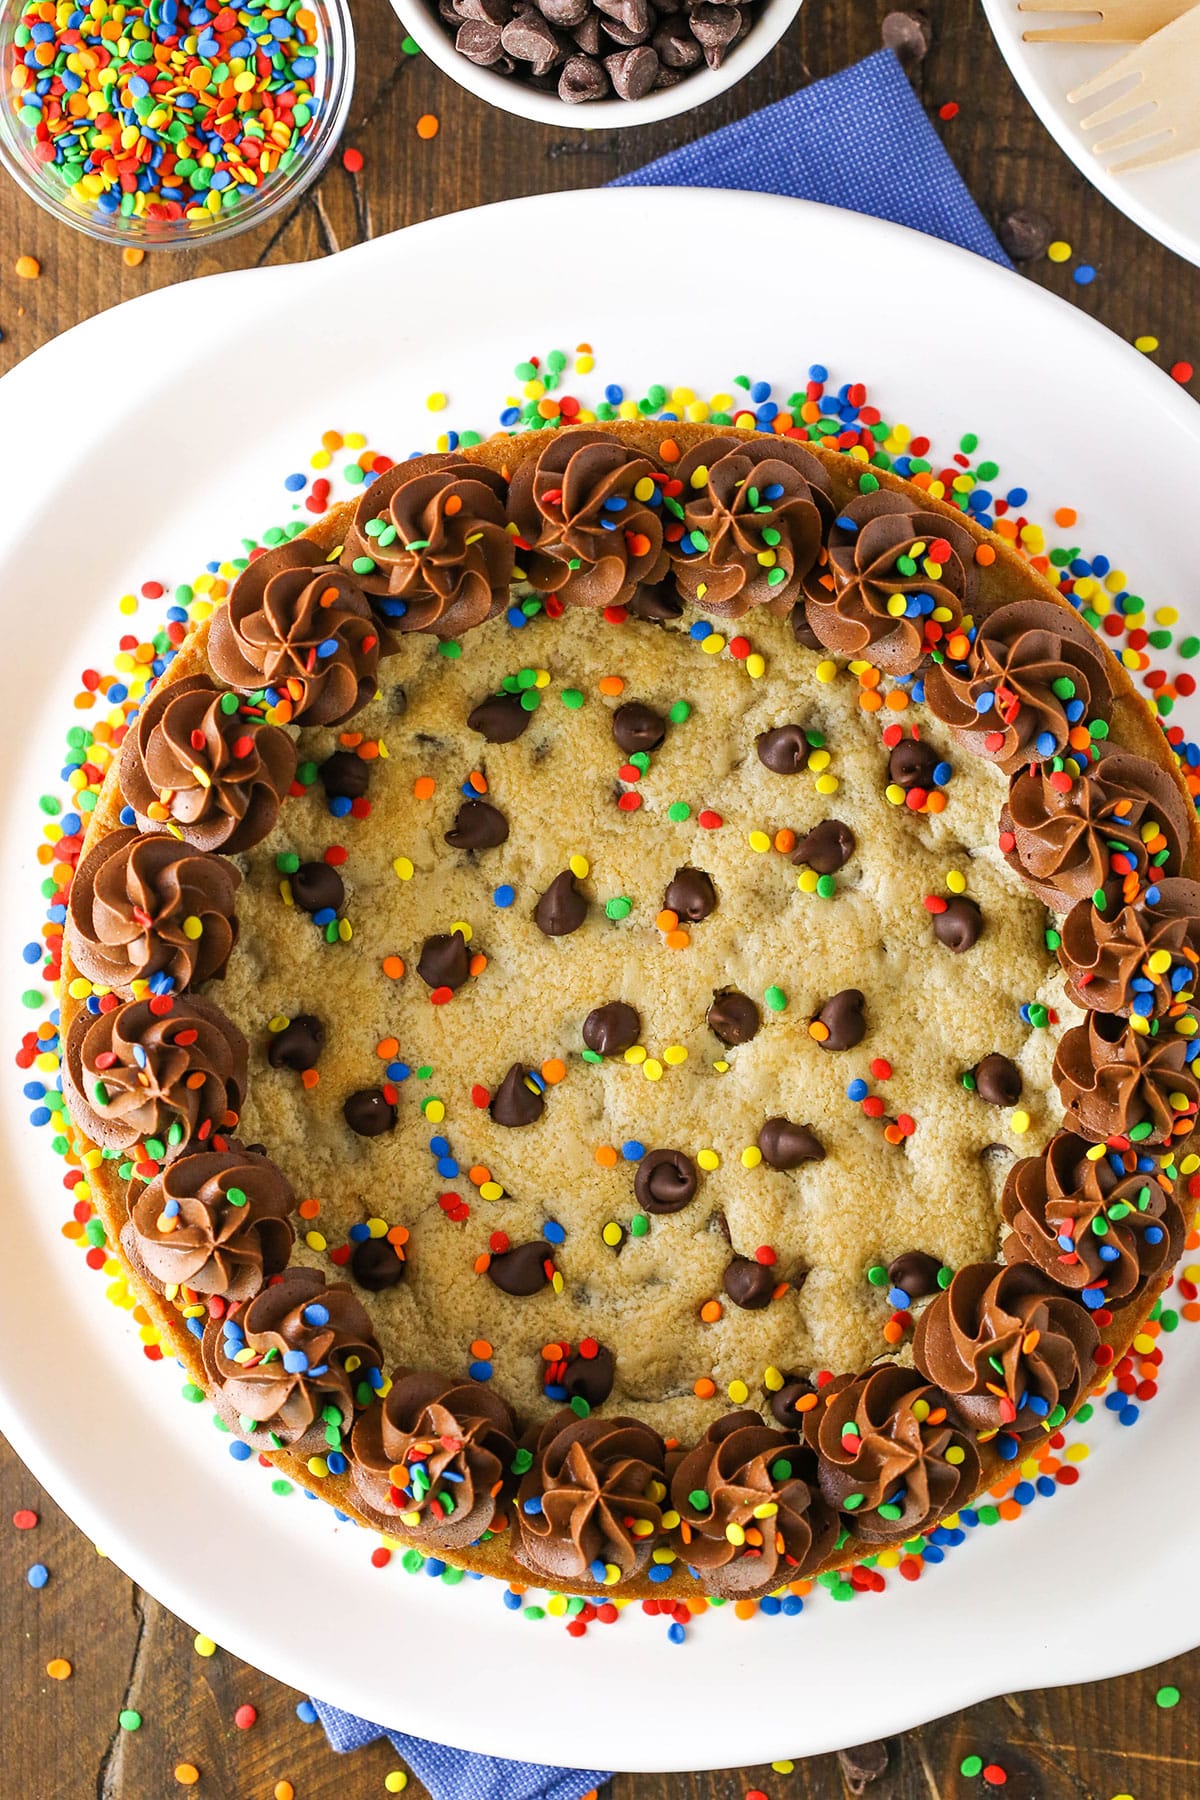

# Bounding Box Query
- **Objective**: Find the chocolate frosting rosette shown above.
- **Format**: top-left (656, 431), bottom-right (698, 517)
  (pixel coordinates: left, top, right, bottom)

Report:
top-left (67, 827), bottom-right (242, 998)
top-left (349, 1369), bottom-right (520, 1549)
top-left (202, 1266), bottom-right (382, 1454)
top-left (1053, 1011), bottom-right (1200, 1145)
top-left (913, 1261), bottom-right (1098, 1440)
top-left (1059, 877), bottom-right (1200, 1020)
top-left (1002, 749), bottom-right (1190, 912)
top-left (514, 1410), bottom-right (667, 1585)
top-left (506, 428), bottom-right (669, 608)
top-left (924, 599), bottom-right (1114, 774)
top-left (208, 540), bottom-right (380, 727)
top-left (669, 1411), bottom-right (836, 1598)
top-left (63, 993), bottom-right (248, 1161)
top-left (803, 1364), bottom-right (979, 1543)
top-left (118, 675), bottom-right (297, 855)
top-left (1001, 1131), bottom-right (1185, 1311)
top-left (668, 435), bottom-right (833, 618)
top-left (802, 489), bottom-right (975, 674)
top-left (123, 1148), bottom-right (295, 1302)
top-left (340, 458), bottom-right (514, 638)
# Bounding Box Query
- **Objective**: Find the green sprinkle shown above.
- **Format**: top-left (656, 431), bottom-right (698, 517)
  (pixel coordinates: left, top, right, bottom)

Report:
top-left (21, 989), bottom-right (42, 1009)
top-left (438, 641), bottom-right (462, 659)
top-left (630, 1214), bottom-right (650, 1238)
top-left (524, 1605), bottom-right (546, 1621)
top-left (764, 985), bottom-right (787, 1012)
top-left (816, 874), bottom-right (836, 899)
top-left (561, 688), bottom-right (584, 709)
top-left (866, 1265), bottom-right (888, 1287)
top-left (605, 896), bottom-right (632, 921)
top-left (1157, 1685), bottom-right (1181, 1709)
top-left (667, 802), bottom-right (691, 822)
top-left (668, 700), bottom-right (691, 723)
top-left (181, 1383), bottom-right (204, 1404)
top-left (119, 1711), bottom-right (142, 1733)
top-left (960, 1756), bottom-right (983, 1778)
top-left (276, 851), bottom-right (300, 874)
top-left (271, 1478), bottom-right (294, 1497)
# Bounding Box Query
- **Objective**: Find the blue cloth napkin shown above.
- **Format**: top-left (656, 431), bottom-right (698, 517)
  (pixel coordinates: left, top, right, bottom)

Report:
top-left (612, 46), bottom-right (1012, 269)
top-left (314, 47), bottom-right (1006, 1800)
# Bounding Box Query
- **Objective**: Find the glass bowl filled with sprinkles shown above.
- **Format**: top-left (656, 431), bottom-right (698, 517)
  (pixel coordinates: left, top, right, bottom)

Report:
top-left (0, 0), bottom-right (354, 249)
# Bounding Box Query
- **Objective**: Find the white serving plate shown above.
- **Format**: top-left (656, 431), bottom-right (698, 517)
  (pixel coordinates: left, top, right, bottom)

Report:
top-left (1, 190), bottom-right (1199, 1774)
top-left (982, 0), bottom-right (1200, 269)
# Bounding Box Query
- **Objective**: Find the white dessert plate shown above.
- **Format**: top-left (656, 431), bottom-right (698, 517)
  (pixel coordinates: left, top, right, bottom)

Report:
top-left (1, 189), bottom-right (1200, 1774)
top-left (981, 0), bottom-right (1200, 269)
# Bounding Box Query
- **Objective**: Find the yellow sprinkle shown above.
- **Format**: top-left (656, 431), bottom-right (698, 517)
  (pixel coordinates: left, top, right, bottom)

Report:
top-left (696, 1148), bottom-right (720, 1171)
top-left (480, 1181), bottom-right (504, 1201)
top-left (1134, 334), bottom-right (1159, 353)
top-left (633, 477), bottom-right (655, 502)
top-left (797, 869), bottom-right (819, 894)
top-left (384, 1774), bottom-right (409, 1794)
top-left (569, 853), bottom-right (590, 879)
top-left (815, 774), bottom-right (839, 796)
top-left (601, 1222), bottom-right (623, 1247)
top-left (747, 830), bottom-right (771, 853)
top-left (1011, 1110), bottom-right (1031, 1135)
top-left (643, 1059), bottom-right (663, 1081)
top-left (701, 633), bottom-right (725, 655)
top-left (945, 869), bottom-right (966, 894)
top-left (392, 856), bottom-right (414, 881)
top-left (426, 391), bottom-right (447, 411)
top-left (763, 1365), bottom-right (783, 1391)
top-left (307, 1456), bottom-right (330, 1479)
top-left (624, 1044), bottom-right (647, 1065)
top-left (450, 919), bottom-right (473, 942)
top-left (1065, 1442), bottom-right (1089, 1463)
top-left (815, 659), bottom-right (837, 684)
top-left (746, 654), bottom-right (765, 680)
top-left (181, 914), bottom-right (203, 941)
top-left (425, 1099), bottom-right (445, 1124)
top-left (194, 1635), bottom-right (217, 1657)
top-left (663, 1044), bottom-right (688, 1066)
top-left (304, 1230), bottom-right (327, 1252)
top-left (807, 748), bottom-right (831, 773)
top-left (741, 1146), bottom-right (763, 1169)
top-left (727, 1379), bottom-right (749, 1404)
top-left (945, 1444), bottom-right (965, 1464)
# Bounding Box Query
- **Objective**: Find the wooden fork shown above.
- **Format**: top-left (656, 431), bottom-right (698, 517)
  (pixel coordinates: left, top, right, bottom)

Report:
top-left (1066, 5), bottom-right (1200, 170)
top-left (1019, 0), bottom-right (1192, 45)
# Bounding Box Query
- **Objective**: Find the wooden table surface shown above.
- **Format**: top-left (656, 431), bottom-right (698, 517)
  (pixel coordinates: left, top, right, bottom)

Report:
top-left (2, 0), bottom-right (1198, 1794)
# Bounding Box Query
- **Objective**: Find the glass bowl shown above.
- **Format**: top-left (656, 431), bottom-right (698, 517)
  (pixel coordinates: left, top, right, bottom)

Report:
top-left (0, 0), bottom-right (355, 250)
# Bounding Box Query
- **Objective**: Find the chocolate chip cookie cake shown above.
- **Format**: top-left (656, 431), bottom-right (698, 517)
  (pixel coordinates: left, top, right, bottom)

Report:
top-left (60, 421), bottom-right (1200, 1600)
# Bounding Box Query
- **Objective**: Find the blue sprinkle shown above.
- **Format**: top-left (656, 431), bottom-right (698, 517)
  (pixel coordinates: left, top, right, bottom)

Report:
top-left (469, 1360), bottom-right (493, 1382)
top-left (543, 1220), bottom-right (566, 1244)
top-left (502, 1588), bottom-right (523, 1610)
top-left (522, 1496), bottom-right (543, 1515)
top-left (282, 1350), bottom-right (310, 1374)
top-left (1036, 1474), bottom-right (1057, 1497)
top-left (348, 1223), bottom-right (370, 1242)
top-left (621, 1140), bottom-right (645, 1161)
top-left (429, 1135), bottom-right (451, 1156)
top-left (846, 1078), bottom-right (868, 1102)
top-left (648, 1563), bottom-right (673, 1584)
top-left (493, 884), bottom-right (515, 908)
top-left (301, 1303), bottom-right (330, 1328)
top-left (667, 1623), bottom-right (686, 1644)
top-left (26, 1563), bottom-right (48, 1589)
top-left (808, 363), bottom-right (828, 382)
top-left (688, 621), bottom-right (710, 641)
top-left (284, 472), bottom-right (307, 492)
top-left (1073, 264), bottom-right (1096, 286)
top-left (229, 1440), bottom-right (252, 1462)
top-left (296, 1701), bottom-right (319, 1724)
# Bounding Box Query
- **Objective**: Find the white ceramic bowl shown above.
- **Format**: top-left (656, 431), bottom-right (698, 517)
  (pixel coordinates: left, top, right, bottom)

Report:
top-left (388, 0), bottom-right (804, 128)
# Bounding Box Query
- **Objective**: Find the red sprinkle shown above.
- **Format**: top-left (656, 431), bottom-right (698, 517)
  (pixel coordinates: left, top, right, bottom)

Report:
top-left (12, 1509), bottom-right (37, 1530)
top-left (342, 147), bottom-right (364, 173)
top-left (234, 1706), bottom-right (257, 1730)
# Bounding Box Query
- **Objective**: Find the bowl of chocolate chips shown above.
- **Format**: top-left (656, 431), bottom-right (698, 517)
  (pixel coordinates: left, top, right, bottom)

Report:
top-left (389, 0), bottom-right (803, 123)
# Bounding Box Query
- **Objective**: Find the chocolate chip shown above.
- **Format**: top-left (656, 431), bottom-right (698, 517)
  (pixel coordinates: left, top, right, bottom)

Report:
top-left (612, 701), bottom-right (666, 754)
top-left (770, 1376), bottom-right (816, 1428)
top-left (707, 989), bottom-right (760, 1046)
top-left (932, 895), bottom-right (983, 952)
top-left (688, 1), bottom-right (739, 65)
top-left (266, 1013), bottom-right (324, 1072)
top-left (814, 988), bottom-right (865, 1051)
top-left (888, 737), bottom-right (939, 791)
top-left (457, 18), bottom-right (506, 59)
top-left (572, 12), bottom-right (602, 50)
top-left (490, 1063), bottom-right (545, 1127)
top-left (756, 723), bottom-right (810, 774)
top-left (880, 8), bottom-right (929, 66)
top-left (445, 798), bottom-right (509, 850)
top-left (628, 581), bottom-right (685, 619)
top-left (457, 0), bottom-right (511, 22)
top-left (758, 1117), bottom-right (824, 1169)
top-left (351, 1236), bottom-right (407, 1291)
top-left (562, 1341), bottom-right (614, 1405)
top-left (653, 11), bottom-right (701, 63)
top-left (997, 207), bottom-right (1053, 264)
top-left (792, 604), bottom-right (823, 651)
top-left (291, 861), bottom-right (344, 915)
top-left (343, 1087), bottom-right (397, 1137)
top-left (604, 42), bottom-right (658, 90)
top-left (488, 1239), bottom-right (553, 1295)
top-left (559, 50), bottom-right (609, 96)
top-left (468, 690), bottom-right (533, 742)
top-left (792, 819), bottom-right (855, 874)
top-left (501, 9), bottom-right (566, 71)
top-left (722, 1255), bottom-right (775, 1310)
top-left (583, 1001), bottom-right (641, 1056)
top-left (634, 1148), bottom-right (698, 1214)
top-left (417, 931), bottom-right (471, 990)
top-left (973, 1052), bottom-right (1023, 1106)
top-left (599, 0), bottom-right (652, 32)
top-left (887, 1250), bottom-right (942, 1299)
top-left (320, 750), bottom-right (369, 800)
top-left (540, 0), bottom-right (589, 22)
top-left (663, 866), bottom-right (716, 922)
top-left (837, 1741), bottom-right (890, 1795)
top-left (534, 869), bottom-right (588, 937)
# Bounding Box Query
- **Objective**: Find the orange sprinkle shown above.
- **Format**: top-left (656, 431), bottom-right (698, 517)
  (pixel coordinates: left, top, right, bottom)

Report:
top-left (659, 438), bottom-right (680, 462)
top-left (542, 1341), bottom-right (569, 1361)
top-left (298, 1199), bottom-right (321, 1220)
top-left (389, 1225), bottom-right (410, 1246)
top-left (974, 543), bottom-right (997, 567)
top-left (413, 776), bottom-right (435, 800)
top-left (174, 1766), bottom-right (200, 1787)
top-left (541, 1057), bottom-right (567, 1085)
top-left (46, 1659), bottom-right (71, 1680)
top-left (926, 790), bottom-right (948, 813)
top-left (656, 909), bottom-right (679, 932)
top-left (468, 1164), bottom-right (491, 1186)
top-left (884, 689), bottom-right (909, 711)
top-left (693, 1377), bottom-right (717, 1399)
top-left (14, 254), bottom-right (40, 279)
top-left (665, 928), bottom-right (690, 950)
top-left (598, 675), bottom-right (625, 696)
top-left (699, 1300), bottom-right (723, 1323)
top-left (470, 1339), bottom-right (493, 1358)
top-left (300, 1068), bottom-right (320, 1090)
top-left (382, 954), bottom-right (405, 979)
top-left (468, 769), bottom-right (488, 793)
top-left (734, 1600), bottom-right (757, 1620)
top-left (376, 1036), bottom-right (399, 1059)
top-left (473, 1254), bottom-right (490, 1274)
top-left (595, 1144), bottom-right (618, 1167)
top-left (626, 532), bottom-right (651, 558)
top-left (774, 827), bottom-right (796, 854)
top-left (1054, 506), bottom-right (1077, 528)
top-left (122, 246), bottom-right (145, 268)
top-left (858, 665), bottom-right (882, 690)
top-left (808, 1020), bottom-right (830, 1043)
top-left (469, 952), bottom-right (488, 976)
top-left (882, 1318), bottom-right (904, 1344)
top-left (444, 494), bottom-right (462, 516)
top-left (416, 113), bottom-right (439, 138)
top-left (321, 430), bottom-right (343, 452)
top-left (858, 689), bottom-right (882, 712)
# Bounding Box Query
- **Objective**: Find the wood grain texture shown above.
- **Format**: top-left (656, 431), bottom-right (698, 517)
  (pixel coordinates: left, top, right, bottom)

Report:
top-left (1, 0), bottom-right (1198, 1793)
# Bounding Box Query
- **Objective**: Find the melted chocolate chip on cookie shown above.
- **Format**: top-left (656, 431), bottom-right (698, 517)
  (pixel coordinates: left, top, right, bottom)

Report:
top-left (488, 1240), bottom-right (554, 1296)
top-left (291, 861), bottom-right (344, 915)
top-left (417, 932), bottom-right (471, 990)
top-left (351, 1236), bottom-right (407, 1291)
top-left (634, 1149), bottom-right (698, 1214)
top-left (792, 819), bottom-right (855, 874)
top-left (490, 1064), bottom-right (545, 1127)
top-left (707, 989), bottom-right (760, 1046)
top-left (756, 724), bottom-right (811, 775)
top-left (972, 1052), bottom-right (1023, 1106)
top-left (469, 690), bottom-right (532, 743)
top-left (445, 798), bottom-right (509, 851)
top-left (722, 1256), bottom-right (776, 1310)
top-left (583, 1002), bottom-right (641, 1056)
top-left (320, 750), bottom-right (370, 801)
top-left (813, 988), bottom-right (866, 1051)
top-left (343, 1086), bottom-right (397, 1137)
top-left (534, 870), bottom-right (588, 937)
top-left (663, 866), bottom-right (716, 922)
top-left (931, 895), bottom-right (983, 952)
top-left (267, 1014), bottom-right (324, 1072)
top-left (758, 1117), bottom-right (825, 1169)
top-left (612, 702), bottom-right (666, 754)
